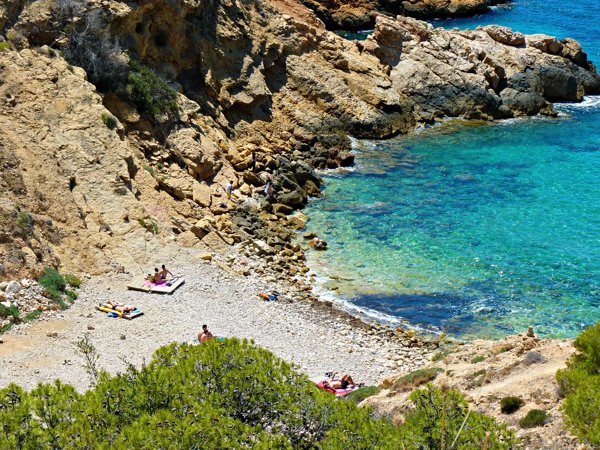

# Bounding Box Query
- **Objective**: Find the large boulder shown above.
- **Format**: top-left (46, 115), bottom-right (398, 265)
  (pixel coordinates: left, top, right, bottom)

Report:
top-left (561, 38), bottom-right (588, 67)
top-left (277, 190), bottom-right (305, 208)
top-left (527, 34), bottom-right (562, 54)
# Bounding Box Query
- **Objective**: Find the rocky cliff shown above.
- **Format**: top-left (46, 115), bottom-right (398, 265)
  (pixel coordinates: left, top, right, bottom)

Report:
top-left (300, 0), bottom-right (509, 30)
top-left (0, 0), bottom-right (598, 281)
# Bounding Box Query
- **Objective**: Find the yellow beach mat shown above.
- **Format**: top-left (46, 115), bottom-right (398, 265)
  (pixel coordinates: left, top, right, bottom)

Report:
top-left (96, 305), bottom-right (144, 320)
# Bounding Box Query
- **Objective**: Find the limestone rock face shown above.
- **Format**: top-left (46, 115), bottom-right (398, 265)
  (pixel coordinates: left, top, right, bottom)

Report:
top-left (0, 0), bottom-right (598, 280)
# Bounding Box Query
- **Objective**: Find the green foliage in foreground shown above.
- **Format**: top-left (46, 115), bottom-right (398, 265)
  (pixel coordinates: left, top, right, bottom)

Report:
top-left (400, 385), bottom-right (517, 449)
top-left (0, 339), bottom-right (402, 449)
top-left (127, 60), bottom-right (179, 119)
top-left (0, 339), bottom-right (515, 449)
top-left (557, 321), bottom-right (600, 447)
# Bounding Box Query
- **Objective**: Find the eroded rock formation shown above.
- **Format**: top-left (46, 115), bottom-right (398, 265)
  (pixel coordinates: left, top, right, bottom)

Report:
top-left (0, 0), bottom-right (598, 280)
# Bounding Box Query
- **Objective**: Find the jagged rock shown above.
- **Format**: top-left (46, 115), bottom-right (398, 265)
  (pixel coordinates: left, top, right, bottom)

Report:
top-left (561, 38), bottom-right (588, 67)
top-left (527, 34), bottom-right (562, 54)
top-left (176, 230), bottom-right (200, 248)
top-left (201, 231), bottom-right (231, 254)
top-left (197, 252), bottom-right (213, 261)
top-left (481, 25), bottom-right (525, 46)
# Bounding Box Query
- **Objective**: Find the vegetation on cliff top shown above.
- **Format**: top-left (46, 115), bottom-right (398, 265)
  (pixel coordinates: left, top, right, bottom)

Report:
top-left (0, 338), bottom-right (515, 449)
top-left (557, 321), bottom-right (600, 447)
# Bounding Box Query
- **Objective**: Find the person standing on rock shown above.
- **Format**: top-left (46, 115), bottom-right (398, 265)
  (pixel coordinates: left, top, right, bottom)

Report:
top-left (264, 177), bottom-right (274, 200)
top-left (251, 150), bottom-right (257, 171)
top-left (226, 181), bottom-right (234, 200)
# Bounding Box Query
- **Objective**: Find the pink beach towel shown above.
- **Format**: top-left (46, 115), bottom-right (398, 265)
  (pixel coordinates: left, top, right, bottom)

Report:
top-left (315, 379), bottom-right (356, 397)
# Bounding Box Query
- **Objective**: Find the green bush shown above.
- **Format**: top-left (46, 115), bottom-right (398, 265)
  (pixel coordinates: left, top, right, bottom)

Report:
top-left (471, 355), bottom-right (486, 364)
top-left (519, 409), bottom-right (549, 428)
top-left (0, 41), bottom-right (9, 52)
top-left (391, 367), bottom-right (444, 393)
top-left (556, 322), bottom-right (600, 446)
top-left (17, 211), bottom-right (32, 230)
top-left (345, 385), bottom-right (380, 404)
top-left (63, 273), bottom-right (82, 288)
top-left (400, 384), bottom-right (516, 449)
top-left (0, 339), bottom-right (406, 449)
top-left (500, 396), bottom-right (524, 414)
top-left (127, 60), bottom-right (179, 119)
top-left (37, 267), bottom-right (67, 302)
top-left (24, 310), bottom-right (42, 322)
top-left (65, 290), bottom-right (78, 302)
top-left (101, 112), bottom-right (118, 129)
top-left (0, 303), bottom-right (19, 320)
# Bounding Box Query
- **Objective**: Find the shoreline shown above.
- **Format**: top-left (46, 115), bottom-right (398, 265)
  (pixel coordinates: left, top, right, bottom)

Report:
top-left (0, 244), bottom-right (439, 392)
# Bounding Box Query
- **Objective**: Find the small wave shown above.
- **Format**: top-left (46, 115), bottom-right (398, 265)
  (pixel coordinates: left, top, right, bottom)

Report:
top-left (555, 96), bottom-right (600, 112)
top-left (311, 281), bottom-right (442, 335)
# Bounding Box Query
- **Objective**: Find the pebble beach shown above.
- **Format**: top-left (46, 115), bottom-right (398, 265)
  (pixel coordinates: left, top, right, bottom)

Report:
top-left (0, 246), bottom-right (434, 392)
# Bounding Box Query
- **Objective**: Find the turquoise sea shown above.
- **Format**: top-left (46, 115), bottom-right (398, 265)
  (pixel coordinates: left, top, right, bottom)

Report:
top-left (307, 0), bottom-right (600, 339)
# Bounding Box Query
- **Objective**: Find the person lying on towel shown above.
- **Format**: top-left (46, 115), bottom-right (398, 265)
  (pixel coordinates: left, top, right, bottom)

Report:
top-left (104, 301), bottom-right (138, 313)
top-left (324, 373), bottom-right (358, 389)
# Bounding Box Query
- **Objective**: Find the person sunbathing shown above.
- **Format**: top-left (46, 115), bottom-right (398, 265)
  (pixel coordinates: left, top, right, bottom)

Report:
top-left (325, 373), bottom-right (356, 389)
top-left (105, 301), bottom-right (137, 313)
top-left (198, 324), bottom-right (214, 342)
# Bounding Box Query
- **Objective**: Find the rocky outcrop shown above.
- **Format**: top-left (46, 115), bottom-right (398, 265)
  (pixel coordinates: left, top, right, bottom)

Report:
top-left (0, 0), bottom-right (598, 282)
top-left (364, 333), bottom-right (580, 449)
top-left (300, 0), bottom-right (510, 30)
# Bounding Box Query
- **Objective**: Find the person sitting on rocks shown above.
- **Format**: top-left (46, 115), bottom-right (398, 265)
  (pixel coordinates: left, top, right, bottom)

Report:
top-left (198, 324), bottom-right (214, 342)
top-left (105, 301), bottom-right (137, 313)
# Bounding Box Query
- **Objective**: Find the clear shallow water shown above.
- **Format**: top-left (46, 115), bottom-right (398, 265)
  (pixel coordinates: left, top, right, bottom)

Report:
top-left (305, 0), bottom-right (600, 339)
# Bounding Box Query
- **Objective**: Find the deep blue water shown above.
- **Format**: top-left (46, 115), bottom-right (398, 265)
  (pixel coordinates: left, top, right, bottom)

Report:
top-left (305, 1), bottom-right (600, 339)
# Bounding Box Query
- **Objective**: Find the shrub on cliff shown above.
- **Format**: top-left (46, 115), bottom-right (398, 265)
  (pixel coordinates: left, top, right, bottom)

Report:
top-left (127, 60), bottom-right (179, 120)
top-left (60, 7), bottom-right (129, 90)
top-left (400, 384), bottom-right (517, 449)
top-left (556, 322), bottom-right (600, 446)
top-left (500, 396), bottom-right (524, 414)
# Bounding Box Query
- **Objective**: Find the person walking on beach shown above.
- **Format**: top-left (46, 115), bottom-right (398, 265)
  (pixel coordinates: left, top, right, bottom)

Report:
top-left (226, 181), bottom-right (234, 200)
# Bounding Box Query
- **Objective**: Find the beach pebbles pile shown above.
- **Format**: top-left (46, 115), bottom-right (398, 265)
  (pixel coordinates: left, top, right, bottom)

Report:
top-left (0, 279), bottom-right (57, 330)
